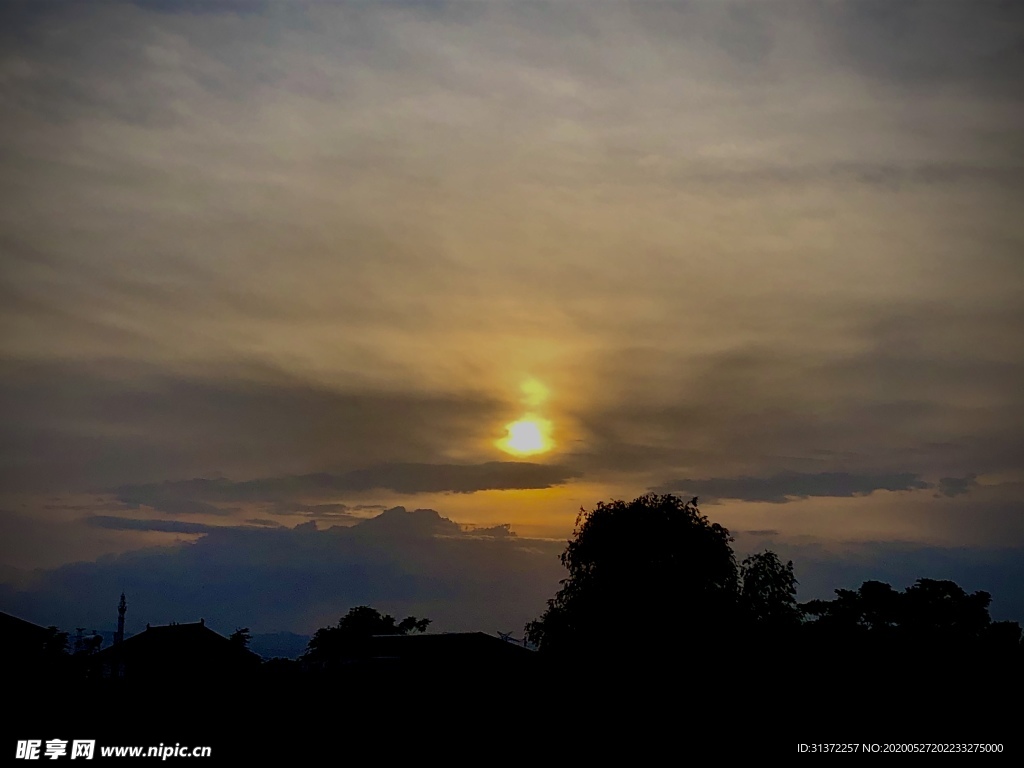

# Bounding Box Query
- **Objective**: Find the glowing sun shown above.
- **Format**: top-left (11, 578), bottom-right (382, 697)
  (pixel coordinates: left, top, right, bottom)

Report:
top-left (499, 416), bottom-right (553, 456)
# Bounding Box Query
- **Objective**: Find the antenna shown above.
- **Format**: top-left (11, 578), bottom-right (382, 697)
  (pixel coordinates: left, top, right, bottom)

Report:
top-left (115, 592), bottom-right (127, 646)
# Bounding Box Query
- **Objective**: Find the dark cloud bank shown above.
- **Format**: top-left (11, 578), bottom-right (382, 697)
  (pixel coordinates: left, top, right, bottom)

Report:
top-left (0, 506), bottom-right (567, 637)
top-left (113, 461), bottom-right (581, 514)
top-left (0, 359), bottom-right (581, 495)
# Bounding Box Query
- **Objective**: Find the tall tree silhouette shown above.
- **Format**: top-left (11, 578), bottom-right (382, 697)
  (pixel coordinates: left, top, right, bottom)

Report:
top-left (525, 493), bottom-right (739, 656)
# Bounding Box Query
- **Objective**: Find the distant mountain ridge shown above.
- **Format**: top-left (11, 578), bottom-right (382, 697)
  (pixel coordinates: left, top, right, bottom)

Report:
top-left (249, 631), bottom-right (310, 660)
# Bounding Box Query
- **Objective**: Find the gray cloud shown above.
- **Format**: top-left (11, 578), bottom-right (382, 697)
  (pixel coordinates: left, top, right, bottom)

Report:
top-left (323, 462), bottom-right (580, 495)
top-left (463, 523), bottom-right (516, 539)
top-left (243, 518), bottom-right (285, 528)
top-left (115, 492), bottom-right (230, 517)
top-left (655, 471), bottom-right (932, 504)
top-left (0, 359), bottom-right (510, 492)
top-left (84, 514), bottom-right (295, 533)
top-left (935, 474), bottom-right (979, 499)
top-left (110, 463), bottom-right (579, 513)
top-left (268, 502), bottom-right (355, 519)
top-left (723, 162), bottom-right (1023, 193)
top-left (814, 0), bottom-right (1024, 96)
top-left (571, 299), bottom-right (1024, 484)
top-left (86, 516), bottom-right (217, 534)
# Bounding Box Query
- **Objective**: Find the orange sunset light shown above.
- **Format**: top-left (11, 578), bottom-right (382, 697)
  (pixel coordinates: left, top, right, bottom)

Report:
top-left (498, 378), bottom-right (555, 456)
top-left (500, 416), bottom-right (553, 455)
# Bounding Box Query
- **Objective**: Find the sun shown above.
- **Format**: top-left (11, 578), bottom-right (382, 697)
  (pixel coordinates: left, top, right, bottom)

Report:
top-left (496, 378), bottom-right (555, 456)
top-left (499, 416), bottom-right (553, 456)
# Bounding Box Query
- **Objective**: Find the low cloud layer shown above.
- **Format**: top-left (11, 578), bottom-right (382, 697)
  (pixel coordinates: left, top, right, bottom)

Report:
top-left (0, 360), bottom-right (510, 492)
top-left (935, 474), bottom-right (979, 499)
top-left (2, 506), bottom-right (566, 635)
top-left (657, 471), bottom-right (934, 504)
top-left (87, 516), bottom-right (218, 534)
top-left (113, 463), bottom-right (581, 513)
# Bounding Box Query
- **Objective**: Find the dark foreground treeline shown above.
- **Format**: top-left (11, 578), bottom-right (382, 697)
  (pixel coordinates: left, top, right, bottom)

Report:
top-left (12, 627), bottom-right (1021, 759)
top-left (9, 494), bottom-right (1023, 757)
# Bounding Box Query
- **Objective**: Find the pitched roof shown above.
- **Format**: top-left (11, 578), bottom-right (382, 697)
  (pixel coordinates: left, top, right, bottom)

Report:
top-left (94, 620), bottom-right (260, 666)
top-left (0, 610), bottom-right (54, 650)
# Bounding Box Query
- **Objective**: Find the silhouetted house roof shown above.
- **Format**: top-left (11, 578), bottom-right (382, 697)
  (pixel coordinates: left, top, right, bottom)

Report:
top-left (1, 611), bottom-right (68, 684)
top-left (93, 620), bottom-right (260, 683)
top-left (0, 611), bottom-right (53, 652)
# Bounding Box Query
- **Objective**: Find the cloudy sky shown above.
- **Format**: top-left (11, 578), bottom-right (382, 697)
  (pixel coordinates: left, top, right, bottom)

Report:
top-left (1, 1), bottom-right (1022, 638)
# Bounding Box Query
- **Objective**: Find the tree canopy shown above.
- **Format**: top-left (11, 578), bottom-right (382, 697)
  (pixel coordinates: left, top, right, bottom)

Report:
top-left (740, 550), bottom-right (800, 629)
top-left (302, 606), bottom-right (430, 665)
top-left (524, 494), bottom-right (812, 659)
top-left (525, 493), bottom-right (743, 655)
top-left (800, 578), bottom-right (1007, 644)
top-left (229, 627), bottom-right (252, 649)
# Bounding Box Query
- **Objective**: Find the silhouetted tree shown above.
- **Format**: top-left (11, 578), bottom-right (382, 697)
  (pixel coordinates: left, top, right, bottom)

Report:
top-left (43, 626), bottom-right (69, 658)
top-left (229, 627), bottom-right (252, 649)
top-left (856, 580), bottom-right (903, 632)
top-left (72, 629), bottom-right (102, 656)
top-left (302, 606), bottom-right (430, 665)
top-left (985, 620), bottom-right (1023, 652)
top-left (525, 494), bottom-right (739, 656)
top-left (901, 578), bottom-right (991, 641)
top-left (799, 577), bottom-right (1011, 661)
top-left (801, 580), bottom-right (902, 635)
top-left (739, 550), bottom-right (799, 629)
top-left (803, 579), bottom-right (993, 634)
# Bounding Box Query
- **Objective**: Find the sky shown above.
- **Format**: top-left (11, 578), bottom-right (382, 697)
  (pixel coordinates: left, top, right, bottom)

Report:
top-left (1, 0), bottom-right (1022, 639)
